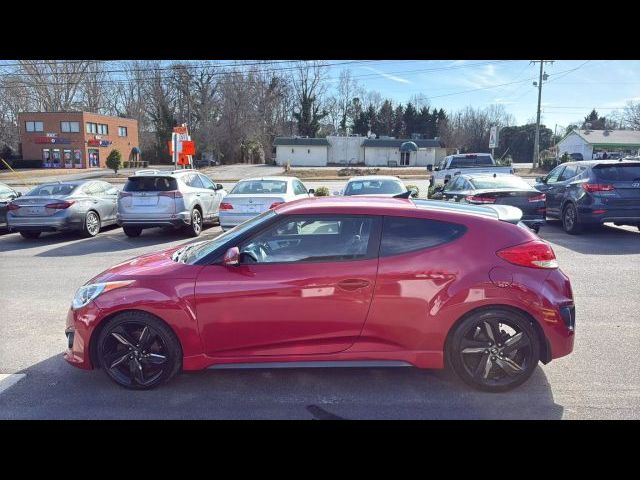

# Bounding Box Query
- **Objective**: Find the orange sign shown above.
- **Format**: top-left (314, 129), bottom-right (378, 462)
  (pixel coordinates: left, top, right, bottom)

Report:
top-left (181, 140), bottom-right (195, 156)
top-left (173, 126), bottom-right (188, 135)
top-left (178, 153), bottom-right (190, 165)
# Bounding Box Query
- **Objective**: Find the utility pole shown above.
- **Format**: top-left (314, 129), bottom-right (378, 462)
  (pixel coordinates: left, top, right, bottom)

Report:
top-left (531, 60), bottom-right (554, 168)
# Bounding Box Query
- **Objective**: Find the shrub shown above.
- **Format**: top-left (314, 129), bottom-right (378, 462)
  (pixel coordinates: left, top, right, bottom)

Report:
top-left (314, 186), bottom-right (330, 196)
top-left (337, 167), bottom-right (380, 177)
top-left (405, 184), bottom-right (419, 197)
top-left (106, 149), bottom-right (123, 174)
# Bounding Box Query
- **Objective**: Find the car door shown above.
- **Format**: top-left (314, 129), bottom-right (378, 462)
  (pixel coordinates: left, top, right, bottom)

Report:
top-left (97, 181), bottom-right (118, 222)
top-left (537, 165), bottom-right (566, 216)
top-left (551, 164), bottom-right (579, 214)
top-left (185, 173), bottom-right (214, 219)
top-left (198, 174), bottom-right (222, 216)
top-left (293, 179), bottom-right (311, 199)
top-left (82, 182), bottom-right (108, 223)
top-left (194, 214), bottom-right (382, 357)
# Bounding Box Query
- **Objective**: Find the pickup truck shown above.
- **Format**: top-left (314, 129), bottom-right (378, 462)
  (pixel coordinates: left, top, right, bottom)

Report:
top-left (429, 153), bottom-right (515, 187)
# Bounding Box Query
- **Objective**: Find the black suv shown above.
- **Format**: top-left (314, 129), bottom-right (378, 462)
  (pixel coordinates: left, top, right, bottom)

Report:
top-left (534, 160), bottom-right (640, 234)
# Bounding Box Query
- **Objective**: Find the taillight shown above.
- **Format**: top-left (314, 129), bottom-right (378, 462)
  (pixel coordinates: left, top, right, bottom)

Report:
top-left (219, 202), bottom-right (234, 210)
top-left (582, 183), bottom-right (614, 193)
top-left (269, 202), bottom-right (285, 209)
top-left (466, 195), bottom-right (496, 204)
top-left (496, 240), bottom-right (558, 269)
top-left (158, 190), bottom-right (183, 198)
top-left (528, 193), bottom-right (546, 202)
top-left (45, 201), bottom-right (75, 209)
top-left (6, 202), bottom-right (20, 211)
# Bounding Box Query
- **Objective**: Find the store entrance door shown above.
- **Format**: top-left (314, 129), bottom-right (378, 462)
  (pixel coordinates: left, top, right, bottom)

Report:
top-left (88, 149), bottom-right (100, 168)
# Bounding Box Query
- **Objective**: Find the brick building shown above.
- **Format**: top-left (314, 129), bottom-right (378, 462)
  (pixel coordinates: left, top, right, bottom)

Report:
top-left (17, 112), bottom-right (139, 169)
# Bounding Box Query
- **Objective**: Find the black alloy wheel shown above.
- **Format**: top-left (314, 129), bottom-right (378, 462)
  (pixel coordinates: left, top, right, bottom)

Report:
top-left (97, 312), bottom-right (181, 389)
top-left (448, 309), bottom-right (540, 392)
top-left (562, 203), bottom-right (582, 234)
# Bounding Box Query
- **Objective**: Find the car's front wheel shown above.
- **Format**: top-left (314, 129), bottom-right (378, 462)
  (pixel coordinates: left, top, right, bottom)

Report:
top-left (447, 308), bottom-right (540, 392)
top-left (96, 311), bottom-right (182, 389)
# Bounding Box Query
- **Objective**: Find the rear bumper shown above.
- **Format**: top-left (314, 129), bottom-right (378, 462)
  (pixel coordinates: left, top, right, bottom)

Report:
top-left (537, 268), bottom-right (576, 361)
top-left (7, 214), bottom-right (81, 232)
top-left (577, 205), bottom-right (640, 225)
top-left (219, 211), bottom-right (262, 229)
top-left (117, 211), bottom-right (191, 229)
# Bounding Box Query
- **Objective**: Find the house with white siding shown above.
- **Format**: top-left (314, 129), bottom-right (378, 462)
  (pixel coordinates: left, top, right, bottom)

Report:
top-left (557, 129), bottom-right (640, 160)
top-left (273, 135), bottom-right (447, 167)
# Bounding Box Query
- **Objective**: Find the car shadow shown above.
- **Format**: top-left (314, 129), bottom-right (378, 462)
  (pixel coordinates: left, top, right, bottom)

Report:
top-left (0, 354), bottom-right (564, 419)
top-left (539, 219), bottom-right (640, 255)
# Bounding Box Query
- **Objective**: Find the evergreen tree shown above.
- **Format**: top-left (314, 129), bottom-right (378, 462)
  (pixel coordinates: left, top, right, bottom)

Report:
top-left (392, 105), bottom-right (405, 138)
top-left (403, 103), bottom-right (418, 138)
top-left (377, 100), bottom-right (395, 137)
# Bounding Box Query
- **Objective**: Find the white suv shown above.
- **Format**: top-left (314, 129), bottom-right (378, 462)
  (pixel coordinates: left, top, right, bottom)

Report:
top-left (117, 170), bottom-right (227, 237)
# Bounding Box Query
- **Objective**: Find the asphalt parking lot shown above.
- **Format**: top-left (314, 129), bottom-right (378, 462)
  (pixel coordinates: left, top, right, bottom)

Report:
top-left (1, 207), bottom-right (639, 419)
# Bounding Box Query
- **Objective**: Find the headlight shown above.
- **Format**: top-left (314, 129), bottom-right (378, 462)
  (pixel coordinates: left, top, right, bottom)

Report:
top-left (72, 280), bottom-right (134, 310)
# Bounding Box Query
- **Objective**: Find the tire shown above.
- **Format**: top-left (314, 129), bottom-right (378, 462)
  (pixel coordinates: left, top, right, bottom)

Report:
top-left (81, 210), bottom-right (101, 237)
top-left (96, 311), bottom-right (182, 390)
top-left (123, 226), bottom-right (142, 237)
top-left (185, 207), bottom-right (203, 237)
top-left (447, 308), bottom-right (540, 392)
top-left (562, 203), bottom-right (582, 235)
top-left (20, 231), bottom-right (41, 239)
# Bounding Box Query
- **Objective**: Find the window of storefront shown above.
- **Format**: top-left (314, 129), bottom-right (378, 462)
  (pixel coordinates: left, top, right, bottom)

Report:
top-left (73, 149), bottom-right (82, 168)
top-left (97, 124), bottom-right (108, 135)
top-left (26, 121), bottom-right (44, 132)
top-left (51, 149), bottom-right (61, 167)
top-left (63, 149), bottom-right (72, 167)
top-left (118, 126), bottom-right (128, 137)
top-left (61, 121), bottom-right (80, 133)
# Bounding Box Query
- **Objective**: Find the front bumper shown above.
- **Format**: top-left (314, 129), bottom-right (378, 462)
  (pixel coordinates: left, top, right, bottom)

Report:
top-left (117, 210), bottom-right (191, 229)
top-left (63, 302), bottom-right (102, 370)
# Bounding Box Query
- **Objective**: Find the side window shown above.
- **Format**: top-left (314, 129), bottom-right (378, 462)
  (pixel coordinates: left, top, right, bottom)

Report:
top-left (380, 216), bottom-right (466, 257)
top-left (83, 183), bottom-right (101, 196)
top-left (185, 174), bottom-right (204, 189)
top-left (546, 165), bottom-right (565, 184)
top-left (446, 177), bottom-right (463, 191)
top-left (293, 181), bottom-right (307, 195)
top-left (199, 174), bottom-right (215, 190)
top-left (239, 215), bottom-right (379, 264)
top-left (559, 165), bottom-right (578, 181)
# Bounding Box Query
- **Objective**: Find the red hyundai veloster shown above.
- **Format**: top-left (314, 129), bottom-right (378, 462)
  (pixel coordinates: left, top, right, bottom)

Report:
top-left (65, 197), bottom-right (575, 392)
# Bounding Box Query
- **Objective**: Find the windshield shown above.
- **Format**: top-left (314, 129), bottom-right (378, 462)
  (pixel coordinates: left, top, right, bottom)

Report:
top-left (449, 155), bottom-right (493, 168)
top-left (344, 179), bottom-right (405, 195)
top-left (180, 210), bottom-right (277, 264)
top-left (231, 180), bottom-right (287, 194)
top-left (469, 176), bottom-right (530, 189)
top-left (0, 185), bottom-right (15, 196)
top-left (27, 183), bottom-right (77, 196)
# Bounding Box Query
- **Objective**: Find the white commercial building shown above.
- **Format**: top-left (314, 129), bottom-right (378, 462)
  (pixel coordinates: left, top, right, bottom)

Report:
top-left (273, 136), bottom-right (447, 167)
top-left (557, 129), bottom-right (640, 160)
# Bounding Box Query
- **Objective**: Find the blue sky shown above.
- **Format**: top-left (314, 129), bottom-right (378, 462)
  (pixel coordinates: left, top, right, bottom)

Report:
top-left (325, 60), bottom-right (640, 131)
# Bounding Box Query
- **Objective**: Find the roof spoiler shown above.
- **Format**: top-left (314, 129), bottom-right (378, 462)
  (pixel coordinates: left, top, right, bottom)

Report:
top-left (483, 205), bottom-right (523, 225)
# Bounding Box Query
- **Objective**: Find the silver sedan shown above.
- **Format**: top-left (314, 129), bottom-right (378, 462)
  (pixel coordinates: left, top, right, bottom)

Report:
top-left (7, 180), bottom-right (119, 239)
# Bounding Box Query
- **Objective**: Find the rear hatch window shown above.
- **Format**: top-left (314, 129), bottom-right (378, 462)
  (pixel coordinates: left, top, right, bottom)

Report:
top-left (593, 163), bottom-right (640, 182)
top-left (124, 176), bottom-right (178, 192)
top-left (449, 155), bottom-right (493, 168)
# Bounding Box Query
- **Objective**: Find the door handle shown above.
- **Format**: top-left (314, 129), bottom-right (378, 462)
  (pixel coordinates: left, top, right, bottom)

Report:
top-left (337, 279), bottom-right (370, 291)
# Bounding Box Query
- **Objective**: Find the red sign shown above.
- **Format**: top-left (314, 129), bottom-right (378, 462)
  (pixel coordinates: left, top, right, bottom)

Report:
top-left (173, 126), bottom-right (188, 135)
top-left (35, 136), bottom-right (71, 144)
top-left (181, 140), bottom-right (195, 156)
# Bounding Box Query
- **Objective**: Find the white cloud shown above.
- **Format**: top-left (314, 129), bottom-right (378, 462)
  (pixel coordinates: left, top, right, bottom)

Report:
top-left (360, 66), bottom-right (411, 84)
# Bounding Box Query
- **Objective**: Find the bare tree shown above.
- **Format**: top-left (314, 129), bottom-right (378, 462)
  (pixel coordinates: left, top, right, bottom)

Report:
top-left (335, 68), bottom-right (363, 134)
top-left (291, 61), bottom-right (328, 138)
top-left (622, 101), bottom-right (640, 130)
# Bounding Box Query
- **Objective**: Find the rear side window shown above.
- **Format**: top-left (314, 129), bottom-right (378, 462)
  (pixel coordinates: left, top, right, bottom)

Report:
top-left (380, 216), bottom-right (466, 256)
top-left (594, 164), bottom-right (640, 181)
top-left (124, 177), bottom-right (178, 192)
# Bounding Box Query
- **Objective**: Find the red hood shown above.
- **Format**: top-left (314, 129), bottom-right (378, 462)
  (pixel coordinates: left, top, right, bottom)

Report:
top-left (88, 245), bottom-right (201, 284)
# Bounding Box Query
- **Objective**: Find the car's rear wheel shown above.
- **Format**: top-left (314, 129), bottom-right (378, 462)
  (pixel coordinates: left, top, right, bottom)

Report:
top-left (96, 312), bottom-right (182, 390)
top-left (448, 308), bottom-right (540, 392)
top-left (186, 207), bottom-right (202, 237)
top-left (20, 231), bottom-right (41, 239)
top-left (562, 203), bottom-right (582, 234)
top-left (82, 211), bottom-right (101, 237)
top-left (123, 226), bottom-right (142, 237)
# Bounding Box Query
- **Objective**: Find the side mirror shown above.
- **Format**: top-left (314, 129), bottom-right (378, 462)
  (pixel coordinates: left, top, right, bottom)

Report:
top-left (308, 189), bottom-right (315, 195)
top-left (536, 176), bottom-right (545, 184)
top-left (409, 188), bottom-right (418, 198)
top-left (426, 164), bottom-right (433, 172)
top-left (223, 246), bottom-right (240, 266)
top-left (215, 184), bottom-right (223, 190)
top-left (434, 167), bottom-right (440, 172)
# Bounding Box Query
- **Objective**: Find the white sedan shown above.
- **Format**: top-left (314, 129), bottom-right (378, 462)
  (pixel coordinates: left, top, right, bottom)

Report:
top-left (218, 176), bottom-right (313, 230)
top-left (338, 175), bottom-right (413, 197)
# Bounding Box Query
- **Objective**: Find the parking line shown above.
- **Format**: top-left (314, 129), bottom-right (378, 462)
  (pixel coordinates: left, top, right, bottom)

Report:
top-left (0, 374), bottom-right (26, 394)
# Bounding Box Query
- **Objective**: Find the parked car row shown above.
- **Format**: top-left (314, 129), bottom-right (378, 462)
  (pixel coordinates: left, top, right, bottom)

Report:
top-left (3, 170), bottom-right (229, 239)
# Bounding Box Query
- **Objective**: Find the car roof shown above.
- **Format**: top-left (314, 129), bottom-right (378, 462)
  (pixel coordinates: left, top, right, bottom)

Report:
top-left (33, 180), bottom-right (92, 187)
top-left (459, 173), bottom-right (518, 180)
top-left (273, 196), bottom-right (511, 223)
top-left (236, 176), bottom-right (295, 183)
top-left (560, 159), bottom-right (640, 168)
top-left (346, 175), bottom-right (401, 182)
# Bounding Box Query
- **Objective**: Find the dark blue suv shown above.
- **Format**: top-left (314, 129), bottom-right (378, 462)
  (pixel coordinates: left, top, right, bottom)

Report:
top-left (534, 160), bottom-right (640, 234)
